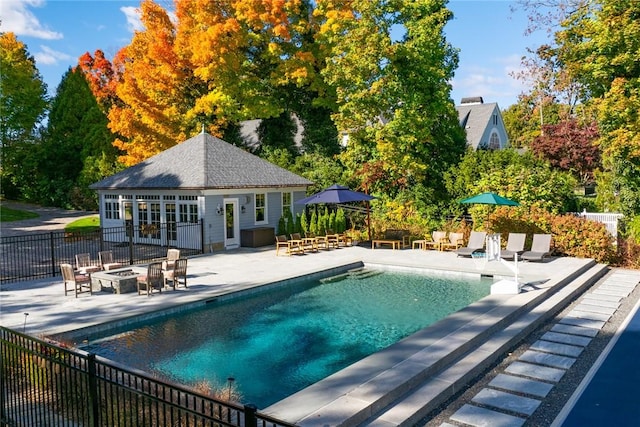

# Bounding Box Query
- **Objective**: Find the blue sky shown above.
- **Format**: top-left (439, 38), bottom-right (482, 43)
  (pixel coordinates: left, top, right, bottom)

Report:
top-left (1, 0), bottom-right (550, 108)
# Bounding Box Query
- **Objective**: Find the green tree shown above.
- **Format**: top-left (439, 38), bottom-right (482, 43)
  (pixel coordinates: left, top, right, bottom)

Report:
top-left (0, 32), bottom-right (48, 199)
top-left (322, 0), bottom-right (466, 201)
top-left (35, 67), bottom-right (120, 208)
top-left (553, 0), bottom-right (640, 215)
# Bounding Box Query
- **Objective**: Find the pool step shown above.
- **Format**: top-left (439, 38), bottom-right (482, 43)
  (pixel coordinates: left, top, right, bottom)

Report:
top-left (357, 262), bottom-right (609, 427)
top-left (320, 268), bottom-right (382, 283)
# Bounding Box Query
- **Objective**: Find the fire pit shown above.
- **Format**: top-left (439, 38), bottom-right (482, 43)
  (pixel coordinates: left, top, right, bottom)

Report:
top-left (91, 268), bottom-right (144, 294)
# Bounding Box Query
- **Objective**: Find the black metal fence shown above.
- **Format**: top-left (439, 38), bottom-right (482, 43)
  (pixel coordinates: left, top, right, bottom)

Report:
top-left (0, 222), bottom-right (204, 284)
top-left (1, 327), bottom-right (297, 427)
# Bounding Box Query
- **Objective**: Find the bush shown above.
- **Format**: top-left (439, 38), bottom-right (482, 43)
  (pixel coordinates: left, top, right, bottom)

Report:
top-left (488, 205), bottom-right (617, 264)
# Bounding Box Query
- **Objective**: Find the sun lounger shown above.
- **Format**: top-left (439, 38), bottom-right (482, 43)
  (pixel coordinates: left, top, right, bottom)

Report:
top-left (521, 233), bottom-right (552, 261)
top-left (456, 231), bottom-right (487, 257)
top-left (501, 233), bottom-right (526, 260)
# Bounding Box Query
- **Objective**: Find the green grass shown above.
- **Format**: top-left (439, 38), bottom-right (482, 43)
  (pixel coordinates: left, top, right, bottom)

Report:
top-left (65, 216), bottom-right (100, 233)
top-left (0, 205), bottom-right (39, 222)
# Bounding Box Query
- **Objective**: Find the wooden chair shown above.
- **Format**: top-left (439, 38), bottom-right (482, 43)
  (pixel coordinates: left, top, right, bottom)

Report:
top-left (275, 235), bottom-right (303, 256)
top-left (98, 250), bottom-right (123, 271)
top-left (137, 262), bottom-right (164, 296)
top-left (441, 232), bottom-right (465, 251)
top-left (61, 263), bottom-right (92, 297)
top-left (164, 258), bottom-right (188, 289)
top-left (75, 253), bottom-right (100, 274)
top-left (164, 249), bottom-right (181, 270)
top-left (423, 231), bottom-right (448, 251)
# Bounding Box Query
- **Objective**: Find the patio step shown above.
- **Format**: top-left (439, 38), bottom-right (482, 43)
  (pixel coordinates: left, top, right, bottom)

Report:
top-left (352, 262), bottom-right (609, 426)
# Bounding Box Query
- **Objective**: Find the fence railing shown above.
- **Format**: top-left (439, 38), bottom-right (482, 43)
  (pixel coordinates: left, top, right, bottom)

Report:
top-left (0, 222), bottom-right (204, 284)
top-left (574, 211), bottom-right (624, 237)
top-left (1, 327), bottom-right (297, 427)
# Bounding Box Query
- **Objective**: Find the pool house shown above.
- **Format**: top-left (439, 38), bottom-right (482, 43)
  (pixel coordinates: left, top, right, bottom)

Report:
top-left (90, 131), bottom-right (312, 251)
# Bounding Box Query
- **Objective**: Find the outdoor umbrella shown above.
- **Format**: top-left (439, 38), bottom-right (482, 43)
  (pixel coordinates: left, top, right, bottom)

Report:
top-left (295, 184), bottom-right (376, 205)
top-left (295, 184), bottom-right (376, 239)
top-left (459, 192), bottom-right (519, 206)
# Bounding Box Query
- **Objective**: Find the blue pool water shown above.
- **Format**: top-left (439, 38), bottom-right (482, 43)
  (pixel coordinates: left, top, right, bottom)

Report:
top-left (80, 269), bottom-right (491, 408)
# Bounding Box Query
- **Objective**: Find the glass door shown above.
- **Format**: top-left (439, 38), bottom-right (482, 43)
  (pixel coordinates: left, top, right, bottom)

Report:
top-left (224, 198), bottom-right (240, 249)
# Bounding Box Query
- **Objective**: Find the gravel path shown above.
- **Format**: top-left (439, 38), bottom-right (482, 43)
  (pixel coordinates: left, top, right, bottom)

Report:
top-left (419, 268), bottom-right (640, 426)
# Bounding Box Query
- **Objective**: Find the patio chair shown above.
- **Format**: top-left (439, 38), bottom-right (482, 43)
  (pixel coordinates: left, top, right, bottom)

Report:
top-left (420, 231), bottom-right (448, 251)
top-left (275, 235), bottom-right (303, 256)
top-left (441, 232), bottom-right (465, 251)
top-left (61, 263), bottom-right (92, 297)
top-left (163, 249), bottom-right (181, 270)
top-left (521, 233), bottom-right (553, 262)
top-left (75, 253), bottom-right (101, 275)
top-left (164, 258), bottom-right (188, 289)
top-left (137, 262), bottom-right (164, 296)
top-left (456, 231), bottom-right (487, 257)
top-left (501, 233), bottom-right (527, 260)
top-left (306, 232), bottom-right (331, 251)
top-left (98, 250), bottom-right (123, 271)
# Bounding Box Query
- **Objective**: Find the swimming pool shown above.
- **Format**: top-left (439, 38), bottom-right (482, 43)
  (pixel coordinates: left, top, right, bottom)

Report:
top-left (79, 268), bottom-right (491, 408)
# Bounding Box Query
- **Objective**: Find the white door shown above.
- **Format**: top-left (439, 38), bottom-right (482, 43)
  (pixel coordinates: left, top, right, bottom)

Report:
top-left (224, 198), bottom-right (240, 249)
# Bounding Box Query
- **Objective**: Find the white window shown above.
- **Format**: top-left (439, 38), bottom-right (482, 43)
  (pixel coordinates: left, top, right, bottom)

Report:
top-left (179, 203), bottom-right (198, 223)
top-left (282, 192), bottom-right (292, 216)
top-left (255, 193), bottom-right (267, 224)
top-left (104, 195), bottom-right (120, 219)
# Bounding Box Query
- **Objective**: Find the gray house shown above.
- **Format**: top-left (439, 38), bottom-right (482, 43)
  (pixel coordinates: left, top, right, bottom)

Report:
top-left (456, 97), bottom-right (509, 150)
top-left (90, 131), bottom-right (312, 251)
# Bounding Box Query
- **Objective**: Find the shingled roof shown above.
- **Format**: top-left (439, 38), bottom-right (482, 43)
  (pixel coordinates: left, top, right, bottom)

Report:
top-left (90, 132), bottom-right (312, 190)
top-left (455, 101), bottom-right (501, 149)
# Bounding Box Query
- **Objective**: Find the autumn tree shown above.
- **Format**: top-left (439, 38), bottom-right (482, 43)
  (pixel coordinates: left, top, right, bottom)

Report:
top-left (0, 32), bottom-right (48, 199)
top-left (530, 119), bottom-right (600, 185)
top-left (320, 0), bottom-right (466, 203)
top-left (77, 49), bottom-right (121, 111)
top-left (553, 0), bottom-right (640, 215)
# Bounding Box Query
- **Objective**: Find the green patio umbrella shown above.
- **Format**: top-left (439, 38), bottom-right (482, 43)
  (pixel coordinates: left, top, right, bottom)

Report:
top-left (459, 192), bottom-right (520, 206)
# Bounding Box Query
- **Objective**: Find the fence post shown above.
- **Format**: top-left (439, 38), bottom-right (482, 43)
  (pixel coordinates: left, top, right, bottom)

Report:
top-left (128, 222), bottom-right (134, 265)
top-left (244, 404), bottom-right (258, 427)
top-left (87, 353), bottom-right (100, 427)
top-left (200, 219), bottom-right (205, 254)
top-left (50, 232), bottom-right (56, 278)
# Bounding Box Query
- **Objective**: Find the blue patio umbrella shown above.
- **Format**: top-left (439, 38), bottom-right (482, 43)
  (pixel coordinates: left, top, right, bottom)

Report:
top-left (459, 192), bottom-right (519, 206)
top-left (295, 184), bottom-right (376, 205)
top-left (295, 184), bottom-right (375, 239)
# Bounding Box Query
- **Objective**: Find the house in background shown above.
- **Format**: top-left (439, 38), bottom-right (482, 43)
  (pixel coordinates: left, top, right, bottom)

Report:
top-left (90, 131), bottom-right (312, 251)
top-left (456, 97), bottom-right (509, 150)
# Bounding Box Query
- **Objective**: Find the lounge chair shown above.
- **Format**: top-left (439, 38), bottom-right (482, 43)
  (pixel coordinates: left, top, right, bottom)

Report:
top-left (275, 235), bottom-right (303, 256)
top-left (164, 258), bottom-right (187, 289)
top-left (75, 253), bottom-right (100, 274)
top-left (456, 231), bottom-right (487, 257)
top-left (61, 263), bottom-right (92, 297)
top-left (99, 250), bottom-right (123, 271)
top-left (521, 233), bottom-right (552, 261)
top-left (501, 233), bottom-right (526, 260)
top-left (137, 262), bottom-right (164, 296)
top-left (441, 232), bottom-right (465, 251)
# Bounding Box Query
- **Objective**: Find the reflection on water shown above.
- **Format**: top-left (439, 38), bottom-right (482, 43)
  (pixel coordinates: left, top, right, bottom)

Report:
top-left (81, 270), bottom-right (491, 408)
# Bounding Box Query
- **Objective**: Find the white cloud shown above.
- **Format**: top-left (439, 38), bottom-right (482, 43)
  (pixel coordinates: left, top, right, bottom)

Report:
top-left (0, 0), bottom-right (62, 40)
top-left (33, 44), bottom-right (71, 65)
top-left (120, 6), bottom-right (142, 32)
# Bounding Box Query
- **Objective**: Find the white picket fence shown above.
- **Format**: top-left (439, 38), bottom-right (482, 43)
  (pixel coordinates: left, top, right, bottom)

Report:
top-left (574, 210), bottom-right (624, 237)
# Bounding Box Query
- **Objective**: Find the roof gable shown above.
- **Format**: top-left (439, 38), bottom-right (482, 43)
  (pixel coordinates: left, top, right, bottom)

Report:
top-left (455, 102), bottom-right (505, 149)
top-left (90, 132), bottom-right (312, 190)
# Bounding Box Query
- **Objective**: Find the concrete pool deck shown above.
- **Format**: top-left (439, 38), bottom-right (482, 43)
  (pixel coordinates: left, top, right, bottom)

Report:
top-left (0, 245), bottom-right (603, 425)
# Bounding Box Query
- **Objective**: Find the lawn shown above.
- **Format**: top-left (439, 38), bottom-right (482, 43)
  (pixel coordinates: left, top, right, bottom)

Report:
top-left (65, 216), bottom-right (101, 233)
top-left (0, 205), bottom-right (39, 221)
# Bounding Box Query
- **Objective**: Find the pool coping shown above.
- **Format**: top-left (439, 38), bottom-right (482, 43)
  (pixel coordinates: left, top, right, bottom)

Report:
top-left (263, 258), bottom-right (603, 426)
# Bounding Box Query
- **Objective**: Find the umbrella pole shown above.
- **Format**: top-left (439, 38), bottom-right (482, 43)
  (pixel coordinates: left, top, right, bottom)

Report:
top-left (367, 201), bottom-right (372, 241)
